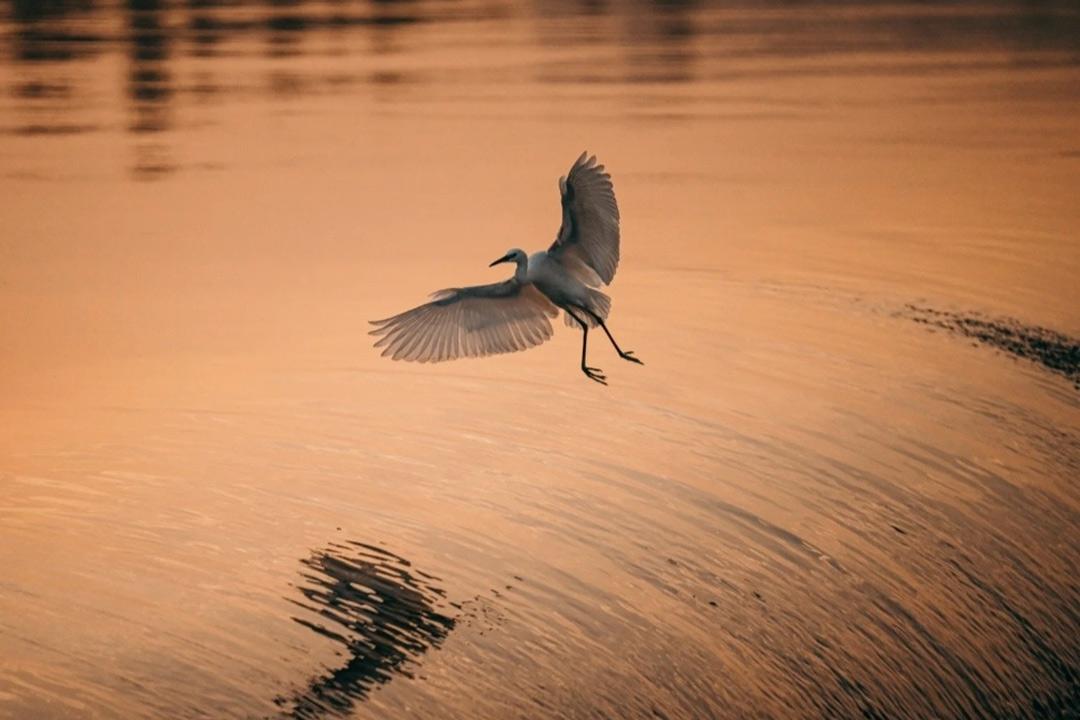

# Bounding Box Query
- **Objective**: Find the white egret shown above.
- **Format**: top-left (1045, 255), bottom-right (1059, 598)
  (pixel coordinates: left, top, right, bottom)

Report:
top-left (370, 151), bottom-right (643, 385)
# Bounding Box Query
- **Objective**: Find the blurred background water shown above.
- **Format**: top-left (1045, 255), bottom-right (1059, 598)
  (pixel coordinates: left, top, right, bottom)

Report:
top-left (1, 1), bottom-right (1078, 718)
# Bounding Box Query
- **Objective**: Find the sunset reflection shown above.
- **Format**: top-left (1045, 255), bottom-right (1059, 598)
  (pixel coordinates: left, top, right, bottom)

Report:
top-left (1, 1), bottom-right (1078, 718)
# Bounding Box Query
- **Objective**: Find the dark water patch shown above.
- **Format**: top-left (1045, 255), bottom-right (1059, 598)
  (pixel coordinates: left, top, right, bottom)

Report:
top-left (275, 541), bottom-right (456, 719)
top-left (131, 143), bottom-right (176, 180)
top-left (901, 304), bottom-right (1080, 388)
top-left (10, 80), bottom-right (72, 99)
top-left (5, 122), bottom-right (97, 136)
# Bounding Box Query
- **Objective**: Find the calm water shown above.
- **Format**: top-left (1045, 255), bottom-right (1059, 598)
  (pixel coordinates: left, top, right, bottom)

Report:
top-left (2, 1), bottom-right (1079, 718)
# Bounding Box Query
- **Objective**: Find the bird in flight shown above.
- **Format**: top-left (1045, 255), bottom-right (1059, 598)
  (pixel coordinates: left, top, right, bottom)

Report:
top-left (370, 152), bottom-right (642, 385)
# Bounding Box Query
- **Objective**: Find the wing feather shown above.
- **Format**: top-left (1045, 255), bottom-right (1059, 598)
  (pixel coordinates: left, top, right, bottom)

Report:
top-left (370, 280), bottom-right (558, 363)
top-left (399, 309), bottom-right (433, 360)
top-left (549, 151), bottom-right (621, 286)
top-left (416, 315), bottom-right (440, 362)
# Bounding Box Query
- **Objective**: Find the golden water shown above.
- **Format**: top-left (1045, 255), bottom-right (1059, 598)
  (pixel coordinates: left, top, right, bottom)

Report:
top-left (1, 2), bottom-right (1078, 718)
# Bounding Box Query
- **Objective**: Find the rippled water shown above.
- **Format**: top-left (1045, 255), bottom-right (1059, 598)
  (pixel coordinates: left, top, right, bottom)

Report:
top-left (1, 1), bottom-right (1079, 718)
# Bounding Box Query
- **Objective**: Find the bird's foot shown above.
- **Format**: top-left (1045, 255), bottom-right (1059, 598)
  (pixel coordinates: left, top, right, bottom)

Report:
top-left (619, 350), bottom-right (644, 365)
top-left (582, 366), bottom-right (607, 385)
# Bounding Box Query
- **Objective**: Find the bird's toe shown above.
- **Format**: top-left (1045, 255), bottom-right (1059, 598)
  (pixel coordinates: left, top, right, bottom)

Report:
top-left (620, 351), bottom-right (644, 365)
top-left (583, 366), bottom-right (608, 385)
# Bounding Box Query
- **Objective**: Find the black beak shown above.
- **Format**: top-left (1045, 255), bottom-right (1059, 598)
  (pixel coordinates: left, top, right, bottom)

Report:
top-left (489, 254), bottom-right (512, 267)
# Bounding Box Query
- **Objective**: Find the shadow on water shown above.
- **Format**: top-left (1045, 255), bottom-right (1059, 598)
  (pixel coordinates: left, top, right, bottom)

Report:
top-left (901, 304), bottom-right (1080, 389)
top-left (274, 541), bottom-right (455, 719)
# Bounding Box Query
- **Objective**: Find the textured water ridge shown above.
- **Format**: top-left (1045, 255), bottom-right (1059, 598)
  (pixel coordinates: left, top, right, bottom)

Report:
top-left (902, 305), bottom-right (1080, 388)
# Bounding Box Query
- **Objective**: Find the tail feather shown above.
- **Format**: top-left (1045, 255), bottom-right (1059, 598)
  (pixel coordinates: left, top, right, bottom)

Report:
top-left (564, 288), bottom-right (611, 328)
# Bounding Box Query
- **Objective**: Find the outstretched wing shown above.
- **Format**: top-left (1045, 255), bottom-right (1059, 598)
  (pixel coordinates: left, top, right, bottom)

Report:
top-left (369, 280), bottom-right (559, 363)
top-left (549, 151), bottom-right (621, 286)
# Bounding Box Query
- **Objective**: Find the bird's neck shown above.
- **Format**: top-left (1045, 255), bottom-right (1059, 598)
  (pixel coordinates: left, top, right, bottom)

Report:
top-left (513, 256), bottom-right (529, 283)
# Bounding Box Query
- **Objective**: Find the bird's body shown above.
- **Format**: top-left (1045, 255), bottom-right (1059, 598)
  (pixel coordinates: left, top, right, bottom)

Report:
top-left (370, 152), bottom-right (641, 384)
top-left (525, 252), bottom-right (597, 316)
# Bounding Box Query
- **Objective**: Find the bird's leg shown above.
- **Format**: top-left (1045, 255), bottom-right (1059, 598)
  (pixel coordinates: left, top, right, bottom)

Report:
top-left (579, 307), bottom-right (644, 365)
top-left (566, 308), bottom-right (606, 384)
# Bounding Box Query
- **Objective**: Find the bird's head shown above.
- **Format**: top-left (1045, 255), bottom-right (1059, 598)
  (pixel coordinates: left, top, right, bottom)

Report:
top-left (489, 248), bottom-right (527, 267)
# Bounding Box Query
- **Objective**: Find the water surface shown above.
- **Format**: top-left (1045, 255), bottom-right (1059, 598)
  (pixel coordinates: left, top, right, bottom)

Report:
top-left (1, 1), bottom-right (1079, 718)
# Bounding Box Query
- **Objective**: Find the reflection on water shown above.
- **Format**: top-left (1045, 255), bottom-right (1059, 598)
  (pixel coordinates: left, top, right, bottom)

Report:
top-left (1, 0), bottom-right (1079, 718)
top-left (278, 542), bottom-right (455, 719)
top-left (126, 0), bottom-right (175, 177)
top-left (3, 0), bottom-right (1079, 178)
